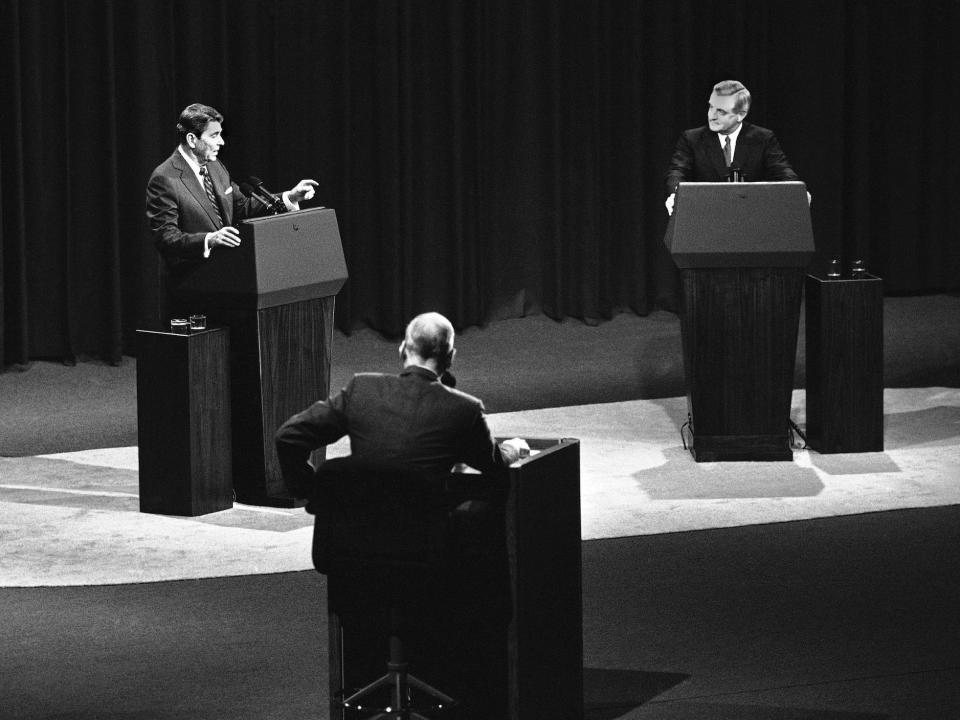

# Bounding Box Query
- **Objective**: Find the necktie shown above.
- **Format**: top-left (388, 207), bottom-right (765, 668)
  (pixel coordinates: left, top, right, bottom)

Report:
top-left (199, 165), bottom-right (224, 228)
top-left (723, 135), bottom-right (733, 166)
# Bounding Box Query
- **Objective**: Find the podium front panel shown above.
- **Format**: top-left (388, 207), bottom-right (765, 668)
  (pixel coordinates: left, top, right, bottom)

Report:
top-left (680, 267), bottom-right (804, 461)
top-left (665, 181), bottom-right (814, 268)
top-left (171, 207), bottom-right (348, 309)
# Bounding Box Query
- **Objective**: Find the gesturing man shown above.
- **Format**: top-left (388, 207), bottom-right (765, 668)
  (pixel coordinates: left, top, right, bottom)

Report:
top-left (145, 102), bottom-right (317, 313)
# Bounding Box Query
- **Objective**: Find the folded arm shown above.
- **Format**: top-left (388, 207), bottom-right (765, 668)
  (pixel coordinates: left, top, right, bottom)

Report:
top-left (275, 394), bottom-right (349, 498)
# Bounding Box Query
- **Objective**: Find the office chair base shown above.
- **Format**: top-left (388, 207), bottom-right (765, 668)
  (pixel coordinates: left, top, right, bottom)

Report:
top-left (341, 662), bottom-right (457, 720)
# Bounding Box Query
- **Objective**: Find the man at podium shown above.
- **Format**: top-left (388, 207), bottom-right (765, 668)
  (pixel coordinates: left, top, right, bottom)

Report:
top-left (664, 80), bottom-right (801, 215)
top-left (145, 102), bottom-right (317, 314)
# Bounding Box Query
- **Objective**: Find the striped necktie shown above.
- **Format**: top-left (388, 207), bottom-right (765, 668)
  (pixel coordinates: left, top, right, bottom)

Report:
top-left (723, 135), bottom-right (733, 166)
top-left (199, 165), bottom-right (224, 228)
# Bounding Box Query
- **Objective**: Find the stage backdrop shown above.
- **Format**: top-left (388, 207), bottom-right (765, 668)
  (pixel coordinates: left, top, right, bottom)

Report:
top-left (2, 0), bottom-right (959, 367)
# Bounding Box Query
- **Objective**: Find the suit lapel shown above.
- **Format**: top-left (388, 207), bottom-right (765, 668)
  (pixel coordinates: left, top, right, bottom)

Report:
top-left (171, 151), bottom-right (223, 229)
top-left (703, 130), bottom-right (728, 179)
top-left (732, 123), bottom-right (754, 178)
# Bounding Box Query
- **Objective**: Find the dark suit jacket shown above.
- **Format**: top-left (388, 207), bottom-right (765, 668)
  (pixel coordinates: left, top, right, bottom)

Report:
top-left (275, 366), bottom-right (511, 495)
top-left (665, 122), bottom-right (799, 195)
top-left (145, 149), bottom-right (268, 270)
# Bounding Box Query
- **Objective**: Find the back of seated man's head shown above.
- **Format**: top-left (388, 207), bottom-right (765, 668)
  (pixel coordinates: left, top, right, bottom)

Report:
top-left (400, 312), bottom-right (456, 373)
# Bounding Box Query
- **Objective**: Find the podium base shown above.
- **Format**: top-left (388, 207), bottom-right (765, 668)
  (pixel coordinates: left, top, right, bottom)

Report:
top-left (689, 434), bottom-right (793, 463)
top-left (235, 492), bottom-right (307, 509)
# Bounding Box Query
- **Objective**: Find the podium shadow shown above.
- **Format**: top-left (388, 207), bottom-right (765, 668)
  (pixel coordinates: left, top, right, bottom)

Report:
top-left (633, 447), bottom-right (824, 500)
top-left (882, 404), bottom-right (960, 450)
top-left (583, 666), bottom-right (689, 720)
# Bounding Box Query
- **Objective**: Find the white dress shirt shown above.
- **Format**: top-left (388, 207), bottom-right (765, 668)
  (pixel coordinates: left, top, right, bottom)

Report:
top-left (718, 122), bottom-right (744, 161)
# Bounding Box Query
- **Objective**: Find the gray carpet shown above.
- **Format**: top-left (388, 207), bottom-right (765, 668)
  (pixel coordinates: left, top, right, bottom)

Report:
top-left (2, 296), bottom-right (959, 719)
top-left (3, 506), bottom-right (959, 719)
top-left (3, 295), bottom-right (959, 457)
top-left (3, 387), bottom-right (958, 586)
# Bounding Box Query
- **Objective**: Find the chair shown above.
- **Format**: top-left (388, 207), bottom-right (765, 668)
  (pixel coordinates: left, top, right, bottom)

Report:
top-left (307, 456), bottom-right (459, 720)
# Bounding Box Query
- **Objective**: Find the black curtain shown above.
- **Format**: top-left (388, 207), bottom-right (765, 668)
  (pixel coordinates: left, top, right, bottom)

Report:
top-left (3, 0), bottom-right (959, 368)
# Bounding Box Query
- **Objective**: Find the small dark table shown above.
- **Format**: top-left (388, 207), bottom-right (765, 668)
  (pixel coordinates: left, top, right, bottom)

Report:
top-left (136, 327), bottom-right (233, 515)
top-left (804, 274), bottom-right (884, 453)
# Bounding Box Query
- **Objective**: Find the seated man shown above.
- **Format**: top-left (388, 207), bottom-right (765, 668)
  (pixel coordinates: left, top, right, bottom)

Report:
top-left (274, 311), bottom-right (522, 496)
top-left (275, 311), bottom-right (520, 718)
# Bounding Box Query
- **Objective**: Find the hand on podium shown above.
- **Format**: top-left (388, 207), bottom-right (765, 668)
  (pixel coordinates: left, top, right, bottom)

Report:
top-left (500, 437), bottom-right (531, 463)
top-left (666, 189), bottom-right (807, 214)
top-left (205, 226), bottom-right (241, 252)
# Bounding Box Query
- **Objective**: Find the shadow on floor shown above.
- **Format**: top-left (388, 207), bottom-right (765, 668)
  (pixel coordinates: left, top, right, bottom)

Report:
top-left (584, 667), bottom-right (689, 720)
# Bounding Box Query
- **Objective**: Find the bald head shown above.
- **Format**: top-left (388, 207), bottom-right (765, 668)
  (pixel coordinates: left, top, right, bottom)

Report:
top-left (400, 312), bottom-right (456, 373)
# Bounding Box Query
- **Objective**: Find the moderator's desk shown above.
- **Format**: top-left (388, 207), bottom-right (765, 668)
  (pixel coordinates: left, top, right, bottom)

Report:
top-left (325, 438), bottom-right (583, 720)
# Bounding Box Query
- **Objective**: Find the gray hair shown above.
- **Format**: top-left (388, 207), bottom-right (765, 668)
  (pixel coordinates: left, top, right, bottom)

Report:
top-left (712, 80), bottom-right (751, 114)
top-left (404, 312), bottom-right (455, 371)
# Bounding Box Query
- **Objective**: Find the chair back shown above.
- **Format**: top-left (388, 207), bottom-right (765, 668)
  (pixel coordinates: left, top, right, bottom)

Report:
top-left (306, 456), bottom-right (450, 579)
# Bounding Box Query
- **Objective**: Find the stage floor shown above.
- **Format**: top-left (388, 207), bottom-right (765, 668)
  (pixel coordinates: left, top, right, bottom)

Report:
top-left (2, 387), bottom-right (958, 587)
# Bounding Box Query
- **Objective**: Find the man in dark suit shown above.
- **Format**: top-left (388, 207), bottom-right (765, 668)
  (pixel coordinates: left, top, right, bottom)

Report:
top-left (274, 311), bottom-right (523, 495)
top-left (664, 80), bottom-right (804, 214)
top-left (145, 102), bottom-right (317, 314)
top-left (276, 311), bottom-right (523, 719)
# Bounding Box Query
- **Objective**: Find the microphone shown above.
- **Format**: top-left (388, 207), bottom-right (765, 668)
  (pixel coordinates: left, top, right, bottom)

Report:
top-left (726, 164), bottom-right (743, 183)
top-left (239, 182), bottom-right (274, 209)
top-left (244, 176), bottom-right (287, 214)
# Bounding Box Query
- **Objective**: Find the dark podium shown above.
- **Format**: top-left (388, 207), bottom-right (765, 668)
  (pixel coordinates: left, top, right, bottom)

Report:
top-left (137, 326), bottom-right (233, 516)
top-left (325, 438), bottom-right (583, 720)
top-left (805, 273), bottom-right (884, 453)
top-left (664, 182), bottom-right (814, 461)
top-left (171, 208), bottom-right (348, 505)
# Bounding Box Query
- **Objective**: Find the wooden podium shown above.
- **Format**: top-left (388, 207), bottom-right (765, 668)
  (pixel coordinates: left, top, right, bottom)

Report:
top-left (664, 182), bottom-right (814, 461)
top-left (325, 438), bottom-right (583, 720)
top-left (136, 327), bottom-right (233, 516)
top-left (805, 273), bottom-right (884, 453)
top-left (169, 208), bottom-right (348, 505)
